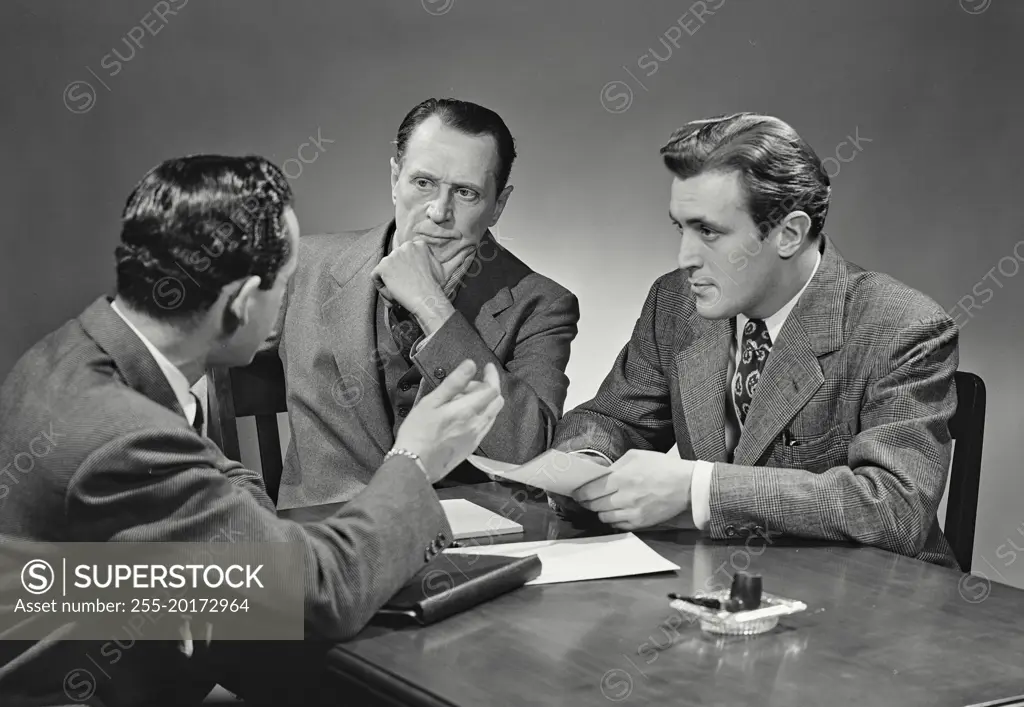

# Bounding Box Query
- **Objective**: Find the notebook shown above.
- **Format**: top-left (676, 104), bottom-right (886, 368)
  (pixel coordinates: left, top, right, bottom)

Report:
top-left (441, 499), bottom-right (524, 540)
top-left (375, 552), bottom-right (542, 625)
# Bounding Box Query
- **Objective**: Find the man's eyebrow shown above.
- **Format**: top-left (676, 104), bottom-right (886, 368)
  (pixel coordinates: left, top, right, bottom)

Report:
top-left (408, 169), bottom-right (484, 192)
top-left (449, 178), bottom-right (484, 192)
top-left (407, 168), bottom-right (438, 180)
top-left (670, 212), bottom-right (729, 232)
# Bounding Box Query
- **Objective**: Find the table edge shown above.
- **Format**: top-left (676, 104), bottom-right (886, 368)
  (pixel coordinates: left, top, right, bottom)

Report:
top-left (327, 643), bottom-right (458, 707)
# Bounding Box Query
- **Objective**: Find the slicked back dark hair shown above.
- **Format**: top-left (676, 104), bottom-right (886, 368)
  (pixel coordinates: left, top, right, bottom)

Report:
top-left (395, 98), bottom-right (517, 194)
top-left (115, 155), bottom-right (294, 323)
top-left (660, 113), bottom-right (831, 240)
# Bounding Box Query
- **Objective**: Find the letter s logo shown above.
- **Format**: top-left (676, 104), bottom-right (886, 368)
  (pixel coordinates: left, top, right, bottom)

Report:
top-left (22, 559), bottom-right (55, 595)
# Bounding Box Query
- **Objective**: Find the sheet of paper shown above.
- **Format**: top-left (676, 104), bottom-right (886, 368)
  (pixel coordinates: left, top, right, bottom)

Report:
top-left (440, 499), bottom-right (524, 541)
top-left (443, 532), bottom-right (679, 585)
top-left (466, 449), bottom-right (612, 495)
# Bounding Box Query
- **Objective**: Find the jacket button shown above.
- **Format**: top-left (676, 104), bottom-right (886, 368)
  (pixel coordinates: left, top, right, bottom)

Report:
top-left (725, 525), bottom-right (737, 537)
top-left (399, 382), bottom-right (412, 392)
top-left (433, 367), bottom-right (447, 380)
top-left (397, 405), bottom-right (409, 417)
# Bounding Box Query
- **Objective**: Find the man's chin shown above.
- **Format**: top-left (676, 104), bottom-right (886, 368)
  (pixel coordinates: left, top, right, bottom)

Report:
top-left (693, 296), bottom-right (734, 320)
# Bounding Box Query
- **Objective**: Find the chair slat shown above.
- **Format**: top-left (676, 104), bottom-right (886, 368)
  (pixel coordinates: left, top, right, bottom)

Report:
top-left (945, 371), bottom-right (986, 573)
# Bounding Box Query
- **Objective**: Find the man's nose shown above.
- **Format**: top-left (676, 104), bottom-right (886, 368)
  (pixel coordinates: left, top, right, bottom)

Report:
top-left (677, 232), bottom-right (702, 272)
top-left (426, 189), bottom-right (453, 223)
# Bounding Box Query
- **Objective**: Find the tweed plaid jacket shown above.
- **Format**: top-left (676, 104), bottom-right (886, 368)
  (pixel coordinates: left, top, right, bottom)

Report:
top-left (554, 237), bottom-right (960, 568)
top-left (267, 222), bottom-right (580, 509)
top-left (0, 297), bottom-right (452, 706)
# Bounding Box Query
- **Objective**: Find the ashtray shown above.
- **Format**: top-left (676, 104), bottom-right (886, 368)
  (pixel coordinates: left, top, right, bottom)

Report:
top-left (670, 590), bottom-right (807, 635)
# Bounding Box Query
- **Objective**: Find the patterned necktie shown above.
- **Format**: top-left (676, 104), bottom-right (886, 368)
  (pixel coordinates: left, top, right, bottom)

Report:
top-left (388, 304), bottom-right (424, 363)
top-left (189, 391), bottom-right (204, 436)
top-left (732, 318), bottom-right (772, 425)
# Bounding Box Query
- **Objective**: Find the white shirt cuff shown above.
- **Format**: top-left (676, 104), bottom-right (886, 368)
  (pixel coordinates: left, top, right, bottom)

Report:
top-left (570, 449), bottom-right (614, 466)
top-left (412, 332), bottom-right (433, 355)
top-left (690, 460), bottom-right (714, 530)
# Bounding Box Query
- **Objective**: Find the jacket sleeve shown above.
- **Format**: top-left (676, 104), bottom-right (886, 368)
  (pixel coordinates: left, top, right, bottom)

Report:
top-left (413, 290), bottom-right (580, 463)
top-left (552, 277), bottom-right (677, 459)
top-left (65, 426), bottom-right (452, 641)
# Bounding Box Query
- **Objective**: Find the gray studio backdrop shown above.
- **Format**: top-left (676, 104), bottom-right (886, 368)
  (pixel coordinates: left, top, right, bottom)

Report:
top-left (2, 0), bottom-right (1021, 586)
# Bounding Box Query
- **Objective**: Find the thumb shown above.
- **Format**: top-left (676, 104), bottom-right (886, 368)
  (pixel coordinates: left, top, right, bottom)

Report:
top-left (424, 359), bottom-right (477, 406)
top-left (481, 362), bottom-right (501, 393)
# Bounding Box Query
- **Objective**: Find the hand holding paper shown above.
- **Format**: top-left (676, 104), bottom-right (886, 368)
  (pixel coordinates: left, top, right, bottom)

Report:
top-left (469, 449), bottom-right (697, 531)
top-left (573, 449), bottom-right (695, 531)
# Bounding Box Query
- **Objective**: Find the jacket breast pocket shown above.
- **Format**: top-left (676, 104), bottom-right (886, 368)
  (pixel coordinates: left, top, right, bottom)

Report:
top-left (773, 421), bottom-right (854, 472)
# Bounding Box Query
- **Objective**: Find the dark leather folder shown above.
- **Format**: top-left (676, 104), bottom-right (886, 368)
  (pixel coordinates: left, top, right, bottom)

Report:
top-left (375, 553), bottom-right (542, 625)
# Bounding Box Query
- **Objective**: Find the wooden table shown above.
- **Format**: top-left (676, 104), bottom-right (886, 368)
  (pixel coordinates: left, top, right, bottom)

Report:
top-left (280, 482), bottom-right (1024, 707)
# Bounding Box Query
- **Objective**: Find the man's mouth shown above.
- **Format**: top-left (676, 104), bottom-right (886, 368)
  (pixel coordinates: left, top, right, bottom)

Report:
top-left (415, 229), bottom-right (453, 240)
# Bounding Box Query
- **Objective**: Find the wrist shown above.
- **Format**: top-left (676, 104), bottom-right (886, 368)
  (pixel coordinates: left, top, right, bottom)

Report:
top-left (413, 299), bottom-right (456, 336)
top-left (384, 447), bottom-right (430, 479)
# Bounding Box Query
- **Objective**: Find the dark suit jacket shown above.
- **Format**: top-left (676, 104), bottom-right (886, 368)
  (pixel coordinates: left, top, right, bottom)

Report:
top-left (271, 222), bottom-right (580, 509)
top-left (0, 297), bottom-right (452, 707)
top-left (554, 238), bottom-right (960, 568)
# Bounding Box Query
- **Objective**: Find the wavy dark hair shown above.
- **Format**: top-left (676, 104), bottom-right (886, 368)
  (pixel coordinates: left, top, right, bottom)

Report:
top-left (395, 98), bottom-right (517, 194)
top-left (115, 155), bottom-right (294, 323)
top-left (660, 113), bottom-right (831, 240)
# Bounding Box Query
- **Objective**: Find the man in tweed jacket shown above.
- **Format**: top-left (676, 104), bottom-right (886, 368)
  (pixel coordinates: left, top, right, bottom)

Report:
top-left (553, 113), bottom-right (959, 568)
top-left (267, 98), bottom-right (579, 509)
top-left (0, 155), bottom-right (504, 706)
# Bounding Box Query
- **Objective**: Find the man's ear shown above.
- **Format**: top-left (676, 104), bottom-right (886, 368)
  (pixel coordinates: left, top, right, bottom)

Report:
top-left (389, 157), bottom-right (401, 205)
top-left (774, 210), bottom-right (812, 259)
top-left (222, 276), bottom-right (263, 335)
top-left (490, 184), bottom-right (514, 226)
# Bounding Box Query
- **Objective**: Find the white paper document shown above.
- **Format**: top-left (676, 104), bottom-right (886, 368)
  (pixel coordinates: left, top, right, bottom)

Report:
top-left (443, 532), bottom-right (680, 585)
top-left (440, 499), bottom-right (524, 541)
top-left (466, 449), bottom-right (611, 495)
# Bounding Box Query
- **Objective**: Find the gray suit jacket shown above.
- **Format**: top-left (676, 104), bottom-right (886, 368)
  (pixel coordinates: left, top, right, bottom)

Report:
top-left (272, 222), bottom-right (580, 509)
top-left (0, 297), bottom-right (452, 707)
top-left (554, 238), bottom-right (960, 568)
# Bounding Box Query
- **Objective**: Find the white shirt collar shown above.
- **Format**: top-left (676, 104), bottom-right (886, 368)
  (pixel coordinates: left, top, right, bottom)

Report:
top-left (737, 249), bottom-right (822, 345)
top-left (110, 300), bottom-right (197, 426)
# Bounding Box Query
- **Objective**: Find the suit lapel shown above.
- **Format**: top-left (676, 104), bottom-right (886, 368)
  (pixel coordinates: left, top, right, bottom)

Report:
top-left (78, 296), bottom-right (186, 419)
top-left (451, 230), bottom-right (515, 351)
top-left (471, 289), bottom-right (511, 351)
top-left (731, 318), bottom-right (823, 465)
top-left (674, 317), bottom-right (732, 462)
top-left (325, 223), bottom-right (394, 453)
top-left (732, 237), bottom-right (847, 465)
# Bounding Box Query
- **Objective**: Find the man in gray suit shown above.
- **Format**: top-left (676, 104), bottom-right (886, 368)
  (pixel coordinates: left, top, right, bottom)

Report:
top-left (270, 98), bottom-right (580, 509)
top-left (0, 155), bottom-right (504, 706)
top-left (553, 113), bottom-right (960, 568)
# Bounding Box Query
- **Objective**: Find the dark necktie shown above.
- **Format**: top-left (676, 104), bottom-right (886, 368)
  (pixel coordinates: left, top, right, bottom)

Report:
top-left (732, 318), bottom-right (772, 425)
top-left (189, 391), bottom-right (204, 435)
top-left (388, 304), bottom-right (424, 363)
